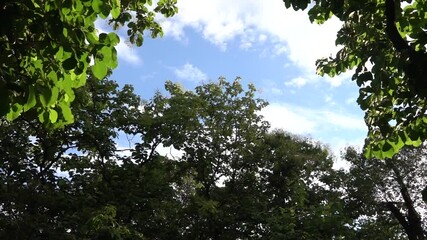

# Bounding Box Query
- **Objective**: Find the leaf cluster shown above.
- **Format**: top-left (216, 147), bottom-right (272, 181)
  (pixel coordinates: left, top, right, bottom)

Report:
top-left (0, 0), bottom-right (177, 127)
top-left (282, 0), bottom-right (427, 159)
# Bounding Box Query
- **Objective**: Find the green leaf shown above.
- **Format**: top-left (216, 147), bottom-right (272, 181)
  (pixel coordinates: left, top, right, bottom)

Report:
top-left (55, 47), bottom-right (64, 60)
top-left (47, 70), bottom-right (58, 82)
top-left (49, 108), bottom-right (58, 123)
top-left (91, 0), bottom-right (111, 18)
top-left (39, 88), bottom-right (50, 107)
top-left (92, 60), bottom-right (108, 80)
top-left (99, 46), bottom-right (114, 67)
top-left (111, 0), bottom-right (121, 19)
top-left (60, 102), bottom-right (74, 123)
top-left (92, 0), bottom-right (104, 13)
top-left (382, 141), bottom-right (397, 158)
top-left (48, 87), bottom-right (59, 106)
top-left (6, 103), bottom-right (23, 121)
top-left (108, 32), bottom-right (120, 46)
top-left (38, 110), bottom-right (49, 123)
top-left (23, 86), bottom-right (36, 111)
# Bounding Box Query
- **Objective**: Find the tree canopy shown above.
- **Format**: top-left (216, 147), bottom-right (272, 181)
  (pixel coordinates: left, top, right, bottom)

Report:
top-left (342, 146), bottom-right (427, 239)
top-left (282, 0), bottom-right (427, 158)
top-left (3, 76), bottom-right (411, 239)
top-left (0, 0), bottom-right (177, 127)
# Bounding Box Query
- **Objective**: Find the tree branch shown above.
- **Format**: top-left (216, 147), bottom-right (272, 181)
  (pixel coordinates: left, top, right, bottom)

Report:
top-left (385, 202), bottom-right (410, 233)
top-left (384, 0), bottom-right (410, 52)
top-left (386, 158), bottom-right (425, 239)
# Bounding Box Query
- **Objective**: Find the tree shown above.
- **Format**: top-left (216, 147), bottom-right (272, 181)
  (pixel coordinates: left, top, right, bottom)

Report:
top-left (4, 75), bottom-right (401, 239)
top-left (342, 146), bottom-right (427, 239)
top-left (258, 131), bottom-right (353, 239)
top-left (128, 78), bottom-right (354, 239)
top-left (132, 77), bottom-right (270, 239)
top-left (0, 0), bottom-right (177, 126)
top-left (282, 0), bottom-right (427, 158)
top-left (0, 74), bottom-right (145, 238)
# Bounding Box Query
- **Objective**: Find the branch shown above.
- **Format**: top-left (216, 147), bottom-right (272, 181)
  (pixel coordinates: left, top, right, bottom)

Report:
top-left (384, 0), bottom-right (410, 52)
top-left (386, 158), bottom-right (425, 239)
top-left (385, 202), bottom-right (410, 232)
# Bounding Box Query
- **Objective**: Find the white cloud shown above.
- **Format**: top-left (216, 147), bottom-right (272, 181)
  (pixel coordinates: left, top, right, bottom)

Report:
top-left (260, 104), bottom-right (317, 135)
top-left (325, 95), bottom-right (333, 103)
top-left (156, 143), bottom-right (185, 160)
top-left (271, 87), bottom-right (283, 95)
top-left (258, 34), bottom-right (268, 42)
top-left (260, 102), bottom-right (366, 166)
top-left (115, 40), bottom-right (142, 65)
top-left (159, 0), bottom-right (343, 86)
top-left (285, 76), bottom-right (308, 88)
top-left (174, 63), bottom-right (208, 82)
top-left (345, 96), bottom-right (356, 105)
top-left (260, 103), bottom-right (366, 138)
top-left (323, 70), bottom-right (354, 87)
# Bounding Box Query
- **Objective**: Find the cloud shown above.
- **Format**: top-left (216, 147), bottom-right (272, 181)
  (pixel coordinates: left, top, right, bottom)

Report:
top-left (174, 63), bottom-right (208, 82)
top-left (114, 40), bottom-right (142, 65)
top-left (285, 76), bottom-right (308, 88)
top-left (260, 104), bottom-right (317, 135)
top-left (271, 87), bottom-right (283, 95)
top-left (260, 103), bottom-right (366, 138)
top-left (323, 70), bottom-right (354, 87)
top-left (158, 0), bottom-right (343, 86)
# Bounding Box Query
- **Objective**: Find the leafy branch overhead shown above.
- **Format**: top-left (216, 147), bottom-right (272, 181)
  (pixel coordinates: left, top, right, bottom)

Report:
top-left (0, 0), bottom-right (178, 127)
top-left (283, 0), bottom-right (427, 158)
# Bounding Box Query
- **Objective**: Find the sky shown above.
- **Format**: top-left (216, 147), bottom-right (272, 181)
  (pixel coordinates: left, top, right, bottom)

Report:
top-left (98, 0), bottom-right (368, 166)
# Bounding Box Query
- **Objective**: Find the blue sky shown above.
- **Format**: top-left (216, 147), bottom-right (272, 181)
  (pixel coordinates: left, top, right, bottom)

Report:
top-left (98, 0), bottom-right (367, 164)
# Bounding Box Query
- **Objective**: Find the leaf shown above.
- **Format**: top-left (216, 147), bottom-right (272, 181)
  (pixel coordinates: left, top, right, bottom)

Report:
top-left (47, 70), bottom-right (58, 82)
top-left (49, 108), bottom-right (58, 123)
top-left (60, 102), bottom-right (74, 123)
top-left (92, 60), bottom-right (108, 80)
top-left (62, 57), bottom-right (78, 70)
top-left (91, 0), bottom-right (104, 13)
top-left (91, 0), bottom-right (111, 18)
top-left (38, 110), bottom-right (49, 123)
top-left (6, 103), bottom-right (23, 121)
top-left (382, 141), bottom-right (396, 159)
top-left (39, 87), bottom-right (51, 107)
top-left (48, 87), bottom-right (59, 106)
top-left (108, 32), bottom-right (120, 46)
top-left (23, 86), bottom-right (36, 111)
top-left (99, 46), bottom-right (114, 67)
top-left (55, 47), bottom-right (64, 60)
top-left (111, 0), bottom-right (121, 19)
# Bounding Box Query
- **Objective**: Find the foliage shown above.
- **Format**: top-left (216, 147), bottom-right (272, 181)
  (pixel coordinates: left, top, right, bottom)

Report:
top-left (0, 0), bottom-right (177, 126)
top-left (282, 0), bottom-right (427, 158)
top-left (131, 79), bottom-right (357, 239)
top-left (0, 76), bottom-right (374, 239)
top-left (257, 131), bottom-right (353, 239)
top-left (0, 74), bottom-right (144, 238)
top-left (342, 146), bottom-right (427, 239)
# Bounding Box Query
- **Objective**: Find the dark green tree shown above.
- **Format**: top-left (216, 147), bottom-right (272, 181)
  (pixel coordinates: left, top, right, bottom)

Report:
top-left (258, 131), bottom-right (352, 239)
top-left (131, 77), bottom-right (270, 239)
top-left (0, 74), bottom-right (145, 239)
top-left (342, 146), bottom-right (427, 239)
top-left (134, 78), bottom-right (357, 239)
